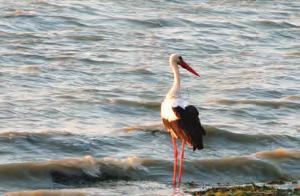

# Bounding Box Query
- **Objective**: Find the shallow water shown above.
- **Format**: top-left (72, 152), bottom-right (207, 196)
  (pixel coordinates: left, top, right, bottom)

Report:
top-left (0, 0), bottom-right (300, 195)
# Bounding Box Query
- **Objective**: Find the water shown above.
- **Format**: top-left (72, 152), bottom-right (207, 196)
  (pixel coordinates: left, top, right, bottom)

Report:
top-left (0, 0), bottom-right (299, 195)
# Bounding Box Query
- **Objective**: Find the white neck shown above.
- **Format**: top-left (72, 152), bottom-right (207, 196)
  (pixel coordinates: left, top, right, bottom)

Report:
top-left (166, 61), bottom-right (180, 99)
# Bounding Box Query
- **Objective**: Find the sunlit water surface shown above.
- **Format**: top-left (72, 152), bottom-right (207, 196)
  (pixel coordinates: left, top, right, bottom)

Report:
top-left (0, 0), bottom-right (299, 195)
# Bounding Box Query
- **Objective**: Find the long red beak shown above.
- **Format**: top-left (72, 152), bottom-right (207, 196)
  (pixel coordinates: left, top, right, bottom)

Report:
top-left (179, 60), bottom-right (200, 77)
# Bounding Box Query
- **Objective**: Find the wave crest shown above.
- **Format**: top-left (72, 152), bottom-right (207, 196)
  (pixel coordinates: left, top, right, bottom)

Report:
top-left (0, 149), bottom-right (297, 187)
top-left (255, 148), bottom-right (300, 159)
top-left (107, 99), bottom-right (160, 110)
top-left (122, 123), bottom-right (299, 148)
top-left (209, 98), bottom-right (300, 108)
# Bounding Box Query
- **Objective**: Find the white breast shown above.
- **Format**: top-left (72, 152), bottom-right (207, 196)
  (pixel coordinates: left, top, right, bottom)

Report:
top-left (161, 98), bottom-right (189, 121)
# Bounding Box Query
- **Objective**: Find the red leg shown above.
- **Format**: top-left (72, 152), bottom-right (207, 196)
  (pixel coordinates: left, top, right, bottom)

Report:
top-left (171, 137), bottom-right (178, 186)
top-left (178, 140), bottom-right (185, 184)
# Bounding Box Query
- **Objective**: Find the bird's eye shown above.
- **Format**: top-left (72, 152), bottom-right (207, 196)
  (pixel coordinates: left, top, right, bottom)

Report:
top-left (179, 56), bottom-right (183, 60)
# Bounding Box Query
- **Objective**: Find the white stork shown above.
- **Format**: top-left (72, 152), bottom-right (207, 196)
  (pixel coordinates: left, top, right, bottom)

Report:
top-left (161, 54), bottom-right (206, 186)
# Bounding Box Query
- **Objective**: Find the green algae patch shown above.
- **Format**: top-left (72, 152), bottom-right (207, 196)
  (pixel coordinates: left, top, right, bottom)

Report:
top-left (192, 184), bottom-right (299, 196)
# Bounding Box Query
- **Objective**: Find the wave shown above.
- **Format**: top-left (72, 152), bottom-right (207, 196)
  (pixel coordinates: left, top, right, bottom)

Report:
top-left (187, 149), bottom-right (299, 183)
top-left (107, 98), bottom-right (161, 110)
top-left (0, 65), bottom-right (42, 74)
top-left (249, 20), bottom-right (298, 29)
top-left (282, 95), bottom-right (300, 101)
top-left (121, 123), bottom-right (163, 132)
top-left (0, 148), bottom-right (298, 187)
top-left (191, 157), bottom-right (284, 180)
top-left (19, 65), bottom-right (42, 73)
top-left (120, 68), bottom-right (154, 75)
top-left (65, 35), bottom-right (104, 41)
top-left (2, 126), bottom-right (298, 160)
top-left (255, 148), bottom-right (300, 159)
top-left (208, 98), bottom-right (300, 108)
top-left (119, 18), bottom-right (178, 28)
top-left (0, 131), bottom-right (72, 138)
top-left (5, 189), bottom-right (85, 196)
top-left (3, 10), bottom-right (36, 18)
top-left (0, 156), bottom-right (147, 186)
top-left (204, 125), bottom-right (299, 146)
top-left (122, 123), bottom-right (299, 148)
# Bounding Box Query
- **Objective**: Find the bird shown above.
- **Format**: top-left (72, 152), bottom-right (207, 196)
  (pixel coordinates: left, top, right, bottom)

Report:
top-left (161, 54), bottom-right (206, 186)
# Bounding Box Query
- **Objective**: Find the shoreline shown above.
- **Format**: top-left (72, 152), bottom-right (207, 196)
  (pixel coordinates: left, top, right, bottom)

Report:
top-left (191, 182), bottom-right (300, 196)
top-left (4, 182), bottom-right (300, 196)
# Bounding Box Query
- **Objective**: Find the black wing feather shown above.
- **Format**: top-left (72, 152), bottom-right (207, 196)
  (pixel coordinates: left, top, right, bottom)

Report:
top-left (172, 105), bottom-right (206, 151)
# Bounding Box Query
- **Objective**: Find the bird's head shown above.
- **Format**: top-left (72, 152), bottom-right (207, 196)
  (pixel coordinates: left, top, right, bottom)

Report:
top-left (169, 54), bottom-right (200, 77)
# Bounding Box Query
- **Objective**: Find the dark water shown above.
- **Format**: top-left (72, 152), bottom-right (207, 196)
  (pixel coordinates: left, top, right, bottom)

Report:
top-left (0, 0), bottom-right (300, 195)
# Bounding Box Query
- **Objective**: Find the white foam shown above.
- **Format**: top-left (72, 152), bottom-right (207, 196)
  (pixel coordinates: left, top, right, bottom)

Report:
top-left (81, 155), bottom-right (101, 177)
top-left (102, 156), bottom-right (147, 172)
